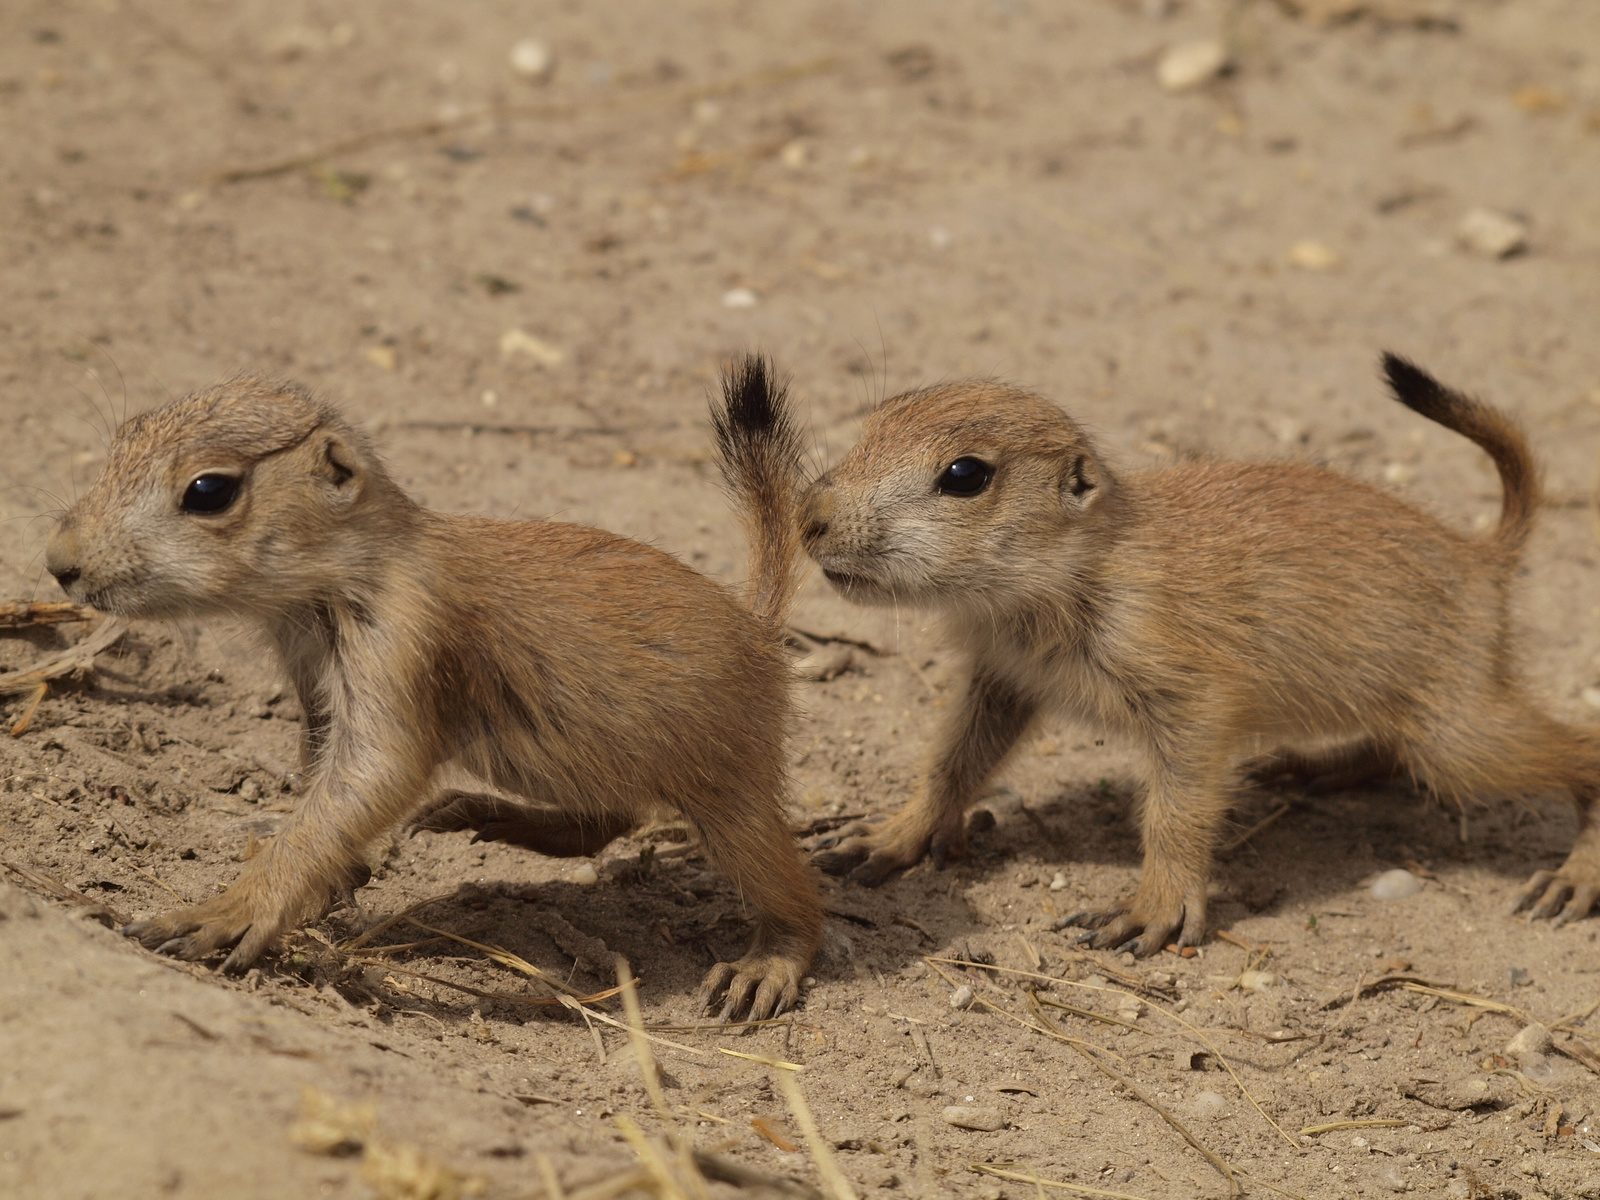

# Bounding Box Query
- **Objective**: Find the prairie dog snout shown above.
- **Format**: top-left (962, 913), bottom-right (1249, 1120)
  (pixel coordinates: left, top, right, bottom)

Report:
top-left (47, 364), bottom-right (822, 1018)
top-left (801, 357), bottom-right (1600, 954)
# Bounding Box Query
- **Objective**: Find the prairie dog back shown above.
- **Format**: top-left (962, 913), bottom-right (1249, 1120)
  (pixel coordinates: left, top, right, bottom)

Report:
top-left (799, 355), bottom-right (1600, 954)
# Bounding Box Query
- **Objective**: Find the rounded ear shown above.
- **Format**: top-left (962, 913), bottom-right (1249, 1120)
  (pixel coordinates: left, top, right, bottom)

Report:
top-left (1060, 452), bottom-right (1103, 513)
top-left (316, 432), bottom-right (366, 504)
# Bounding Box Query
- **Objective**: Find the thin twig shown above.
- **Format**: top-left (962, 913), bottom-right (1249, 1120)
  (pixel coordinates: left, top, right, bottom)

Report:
top-left (0, 615), bottom-right (128, 699)
top-left (1030, 998), bottom-right (1239, 1197)
top-left (924, 956), bottom-right (1296, 1147)
top-left (0, 601), bottom-right (97, 629)
top-left (209, 56), bottom-right (838, 184)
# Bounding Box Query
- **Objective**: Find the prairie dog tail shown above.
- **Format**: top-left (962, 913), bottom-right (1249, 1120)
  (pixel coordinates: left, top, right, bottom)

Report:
top-left (1381, 352), bottom-right (1539, 554)
top-left (711, 354), bottom-right (806, 627)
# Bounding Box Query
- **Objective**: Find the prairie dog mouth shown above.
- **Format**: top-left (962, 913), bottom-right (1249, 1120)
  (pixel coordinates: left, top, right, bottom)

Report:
top-left (822, 568), bottom-right (876, 590)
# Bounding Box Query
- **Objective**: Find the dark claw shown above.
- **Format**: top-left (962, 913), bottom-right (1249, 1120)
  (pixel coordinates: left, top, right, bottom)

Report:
top-left (1075, 931), bottom-right (1096, 945)
top-left (1115, 939), bottom-right (1139, 955)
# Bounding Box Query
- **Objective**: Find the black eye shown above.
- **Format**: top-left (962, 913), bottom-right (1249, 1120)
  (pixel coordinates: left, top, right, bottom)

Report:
top-left (936, 456), bottom-right (992, 497)
top-left (181, 473), bottom-right (240, 514)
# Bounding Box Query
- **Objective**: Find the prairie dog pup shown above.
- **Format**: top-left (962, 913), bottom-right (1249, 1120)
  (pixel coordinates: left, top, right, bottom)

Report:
top-left (800, 355), bottom-right (1600, 955)
top-left (44, 362), bottom-right (820, 1018)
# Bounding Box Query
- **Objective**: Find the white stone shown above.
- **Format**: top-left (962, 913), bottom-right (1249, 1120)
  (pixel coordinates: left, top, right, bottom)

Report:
top-left (1371, 868), bottom-right (1423, 900)
top-left (510, 39), bottom-right (555, 81)
top-left (571, 862), bottom-right (599, 886)
top-left (1457, 208), bottom-right (1527, 259)
top-left (1157, 39), bottom-right (1228, 91)
top-left (1238, 969), bottom-right (1280, 992)
top-left (721, 287), bottom-right (759, 309)
top-left (1049, 872), bottom-right (1068, 892)
top-left (950, 985), bottom-right (975, 1010)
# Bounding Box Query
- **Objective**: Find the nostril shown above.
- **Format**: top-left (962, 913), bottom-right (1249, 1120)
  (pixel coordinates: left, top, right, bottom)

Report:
top-left (51, 566), bottom-right (80, 590)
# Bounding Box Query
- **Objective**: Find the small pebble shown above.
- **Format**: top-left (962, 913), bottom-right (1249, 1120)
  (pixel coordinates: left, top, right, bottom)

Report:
top-left (1377, 1165), bottom-right (1408, 1192)
top-left (721, 287), bottom-right (759, 309)
top-left (1457, 207), bottom-right (1527, 258)
top-left (1507, 965), bottom-right (1531, 987)
top-left (1192, 1091), bottom-right (1227, 1118)
top-left (509, 38), bottom-right (555, 82)
top-left (1506, 1023), bottom-right (1553, 1058)
top-left (1048, 872), bottom-right (1068, 892)
top-left (1238, 969), bottom-right (1280, 993)
top-left (941, 1105), bottom-right (1006, 1132)
top-left (1287, 240), bottom-right (1340, 271)
top-left (1156, 39), bottom-right (1228, 91)
top-left (950, 985), bottom-right (975, 1010)
top-left (571, 862), bottom-right (599, 886)
top-left (1370, 868), bottom-right (1423, 900)
top-left (499, 328), bottom-right (565, 367)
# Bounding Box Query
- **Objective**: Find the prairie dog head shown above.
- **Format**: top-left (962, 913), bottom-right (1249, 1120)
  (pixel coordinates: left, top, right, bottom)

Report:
top-left (798, 381), bottom-right (1111, 608)
top-left (46, 376), bottom-right (393, 619)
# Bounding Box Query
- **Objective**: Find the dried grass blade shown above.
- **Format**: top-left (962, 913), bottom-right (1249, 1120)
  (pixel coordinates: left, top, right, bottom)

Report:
top-left (968, 1163), bottom-right (1151, 1200)
top-left (1300, 1119), bottom-right (1408, 1135)
top-left (614, 1113), bottom-right (685, 1200)
top-left (774, 1070), bottom-right (858, 1200)
top-left (341, 894), bottom-right (456, 950)
top-left (564, 1166), bottom-right (654, 1200)
top-left (618, 958), bottom-right (711, 1200)
top-left (1399, 983), bottom-right (1529, 1019)
top-left (717, 1047), bottom-right (804, 1071)
top-left (403, 919), bottom-right (588, 996)
top-left (536, 1152), bottom-right (568, 1200)
top-left (558, 995), bottom-right (705, 1056)
top-left (923, 959), bottom-right (1121, 1057)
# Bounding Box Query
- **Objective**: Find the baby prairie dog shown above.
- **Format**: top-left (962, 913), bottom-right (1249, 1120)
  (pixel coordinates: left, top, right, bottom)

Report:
top-left (44, 361), bottom-right (820, 1018)
top-left (801, 354), bottom-right (1600, 955)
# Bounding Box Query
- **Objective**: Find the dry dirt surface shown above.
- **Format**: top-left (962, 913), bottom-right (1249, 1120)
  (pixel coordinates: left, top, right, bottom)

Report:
top-left (3, 1), bottom-right (1600, 1198)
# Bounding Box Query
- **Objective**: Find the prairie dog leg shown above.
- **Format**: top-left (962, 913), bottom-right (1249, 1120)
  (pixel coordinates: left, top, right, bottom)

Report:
top-left (688, 784), bottom-right (823, 1021)
top-left (1067, 744), bottom-right (1232, 957)
top-left (1404, 712), bottom-right (1600, 926)
top-left (1244, 738), bottom-right (1401, 794)
top-left (813, 668), bottom-right (1037, 886)
top-left (126, 728), bottom-right (431, 971)
top-left (412, 792), bottom-right (633, 857)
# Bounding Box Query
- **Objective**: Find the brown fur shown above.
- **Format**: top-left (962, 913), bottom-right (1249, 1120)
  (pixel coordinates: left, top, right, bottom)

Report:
top-left (798, 354), bottom-right (1600, 955)
top-left (44, 362), bottom-right (821, 1018)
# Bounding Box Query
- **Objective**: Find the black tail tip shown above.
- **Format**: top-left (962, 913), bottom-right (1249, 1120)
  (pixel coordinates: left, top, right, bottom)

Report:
top-left (717, 353), bottom-right (788, 436)
top-left (1380, 351), bottom-right (1448, 415)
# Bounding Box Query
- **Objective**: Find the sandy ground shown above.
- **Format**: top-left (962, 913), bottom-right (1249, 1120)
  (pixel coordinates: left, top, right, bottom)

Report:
top-left (3, 0), bottom-right (1600, 1197)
